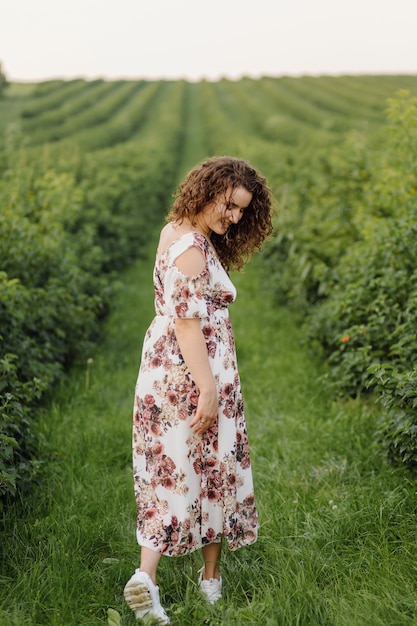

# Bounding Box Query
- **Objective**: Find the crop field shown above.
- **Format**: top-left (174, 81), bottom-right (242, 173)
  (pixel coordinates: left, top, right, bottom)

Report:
top-left (1, 74), bottom-right (417, 625)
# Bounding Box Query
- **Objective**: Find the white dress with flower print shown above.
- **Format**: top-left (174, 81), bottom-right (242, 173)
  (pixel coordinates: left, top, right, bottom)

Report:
top-left (132, 231), bottom-right (259, 556)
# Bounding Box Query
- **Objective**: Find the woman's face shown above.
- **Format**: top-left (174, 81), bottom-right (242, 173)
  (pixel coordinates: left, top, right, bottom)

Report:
top-left (199, 186), bottom-right (252, 236)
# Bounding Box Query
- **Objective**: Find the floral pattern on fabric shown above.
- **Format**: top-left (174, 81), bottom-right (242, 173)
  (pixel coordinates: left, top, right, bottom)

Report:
top-left (132, 232), bottom-right (259, 556)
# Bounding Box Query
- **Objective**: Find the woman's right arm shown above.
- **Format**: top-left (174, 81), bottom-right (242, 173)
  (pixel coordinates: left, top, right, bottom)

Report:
top-left (175, 318), bottom-right (218, 435)
top-left (174, 246), bottom-right (218, 435)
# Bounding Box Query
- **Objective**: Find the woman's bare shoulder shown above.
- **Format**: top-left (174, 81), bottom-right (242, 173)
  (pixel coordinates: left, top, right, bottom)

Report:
top-left (157, 223), bottom-right (178, 255)
top-left (157, 222), bottom-right (195, 256)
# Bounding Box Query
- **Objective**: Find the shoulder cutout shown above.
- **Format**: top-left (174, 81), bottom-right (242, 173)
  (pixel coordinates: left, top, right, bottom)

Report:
top-left (174, 245), bottom-right (206, 277)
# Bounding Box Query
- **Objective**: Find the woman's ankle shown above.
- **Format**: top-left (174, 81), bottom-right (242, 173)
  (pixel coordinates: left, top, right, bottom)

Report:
top-left (202, 563), bottom-right (220, 580)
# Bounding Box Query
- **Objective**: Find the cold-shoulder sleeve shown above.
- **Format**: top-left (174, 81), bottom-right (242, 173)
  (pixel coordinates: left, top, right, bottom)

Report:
top-left (163, 233), bottom-right (211, 319)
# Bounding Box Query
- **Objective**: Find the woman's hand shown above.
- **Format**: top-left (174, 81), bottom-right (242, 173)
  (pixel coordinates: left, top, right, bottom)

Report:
top-left (190, 387), bottom-right (218, 435)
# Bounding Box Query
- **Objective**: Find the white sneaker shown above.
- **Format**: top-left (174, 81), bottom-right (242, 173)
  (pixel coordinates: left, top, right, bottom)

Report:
top-left (124, 570), bottom-right (170, 624)
top-left (198, 566), bottom-right (222, 604)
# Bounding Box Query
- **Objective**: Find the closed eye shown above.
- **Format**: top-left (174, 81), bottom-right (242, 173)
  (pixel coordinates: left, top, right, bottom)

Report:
top-left (227, 202), bottom-right (245, 213)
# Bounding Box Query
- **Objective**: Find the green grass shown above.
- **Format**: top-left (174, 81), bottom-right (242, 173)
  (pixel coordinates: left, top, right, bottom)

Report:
top-left (1, 238), bottom-right (417, 625)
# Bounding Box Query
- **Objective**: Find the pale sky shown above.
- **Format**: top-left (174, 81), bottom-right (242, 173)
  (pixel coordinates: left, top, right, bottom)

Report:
top-left (1, 0), bottom-right (417, 82)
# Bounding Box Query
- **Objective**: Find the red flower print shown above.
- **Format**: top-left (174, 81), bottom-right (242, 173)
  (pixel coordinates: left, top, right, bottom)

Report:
top-left (207, 340), bottom-right (217, 358)
top-left (144, 507), bottom-right (158, 520)
top-left (189, 389), bottom-right (200, 406)
top-left (180, 286), bottom-right (191, 299)
top-left (177, 406), bottom-right (189, 420)
top-left (143, 394), bottom-right (155, 408)
top-left (171, 515), bottom-right (179, 530)
top-left (170, 531), bottom-right (179, 544)
top-left (153, 336), bottom-right (166, 353)
top-left (175, 302), bottom-right (189, 317)
top-left (223, 400), bottom-right (235, 418)
top-left (167, 390), bottom-right (178, 405)
top-left (150, 355), bottom-right (162, 368)
top-left (151, 422), bottom-right (162, 436)
top-left (209, 473), bottom-right (222, 489)
top-left (193, 458), bottom-right (203, 474)
top-left (162, 476), bottom-right (176, 489)
top-left (241, 455), bottom-right (251, 470)
top-left (142, 408), bottom-right (152, 421)
top-left (202, 324), bottom-right (215, 339)
top-left (244, 494), bottom-right (255, 508)
top-left (151, 443), bottom-right (164, 457)
top-left (134, 408), bottom-right (140, 426)
top-left (207, 488), bottom-right (219, 502)
top-left (221, 383), bottom-right (233, 398)
top-left (160, 456), bottom-right (176, 474)
top-left (206, 527), bottom-right (216, 542)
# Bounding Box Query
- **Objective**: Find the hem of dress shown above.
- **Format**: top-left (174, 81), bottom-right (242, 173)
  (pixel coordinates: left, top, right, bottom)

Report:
top-left (136, 531), bottom-right (258, 557)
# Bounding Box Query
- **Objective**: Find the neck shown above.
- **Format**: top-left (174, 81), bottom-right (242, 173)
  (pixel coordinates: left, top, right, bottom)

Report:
top-left (184, 217), bottom-right (211, 239)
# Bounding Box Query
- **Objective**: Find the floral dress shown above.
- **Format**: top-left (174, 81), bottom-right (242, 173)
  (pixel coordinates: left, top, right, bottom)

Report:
top-left (132, 231), bottom-right (259, 556)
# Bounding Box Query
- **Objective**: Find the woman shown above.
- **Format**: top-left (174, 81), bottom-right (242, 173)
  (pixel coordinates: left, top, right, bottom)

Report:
top-left (124, 156), bottom-right (273, 624)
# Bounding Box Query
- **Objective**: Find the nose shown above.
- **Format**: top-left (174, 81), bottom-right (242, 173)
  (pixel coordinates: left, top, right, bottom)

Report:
top-left (229, 208), bottom-right (241, 224)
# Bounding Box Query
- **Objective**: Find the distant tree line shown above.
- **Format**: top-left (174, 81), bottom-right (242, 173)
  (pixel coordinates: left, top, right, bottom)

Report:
top-left (0, 62), bottom-right (9, 97)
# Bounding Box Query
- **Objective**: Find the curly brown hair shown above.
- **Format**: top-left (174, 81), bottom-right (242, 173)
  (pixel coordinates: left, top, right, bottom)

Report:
top-left (167, 156), bottom-right (274, 271)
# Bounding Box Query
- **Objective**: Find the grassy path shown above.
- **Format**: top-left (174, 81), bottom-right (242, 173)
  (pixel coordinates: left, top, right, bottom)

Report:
top-left (177, 81), bottom-right (210, 177)
top-left (2, 240), bottom-right (417, 625)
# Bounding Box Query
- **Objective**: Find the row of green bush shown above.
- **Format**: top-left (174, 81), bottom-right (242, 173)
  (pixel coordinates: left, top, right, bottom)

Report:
top-left (20, 79), bottom-right (90, 118)
top-left (264, 90), bottom-right (417, 469)
top-left (23, 80), bottom-right (118, 133)
top-left (0, 83), bottom-right (185, 501)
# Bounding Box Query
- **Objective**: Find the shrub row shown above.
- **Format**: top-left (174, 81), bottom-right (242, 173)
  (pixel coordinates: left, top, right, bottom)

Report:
top-left (22, 79), bottom-right (114, 133)
top-left (0, 81), bottom-right (185, 500)
top-left (263, 90), bottom-right (417, 469)
top-left (228, 79), bottom-right (335, 146)
top-left (20, 79), bottom-right (89, 118)
top-left (25, 81), bottom-right (146, 146)
top-left (251, 77), bottom-right (347, 134)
